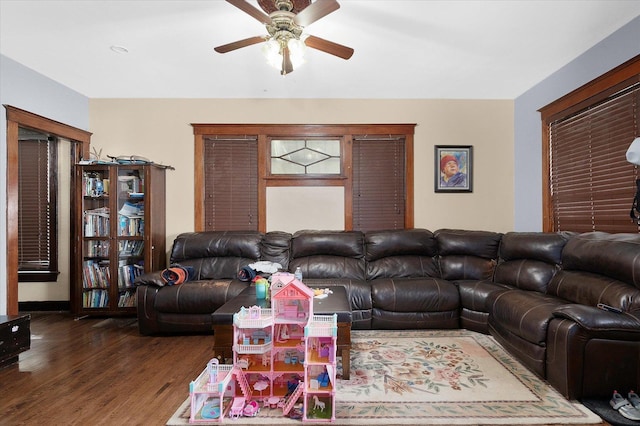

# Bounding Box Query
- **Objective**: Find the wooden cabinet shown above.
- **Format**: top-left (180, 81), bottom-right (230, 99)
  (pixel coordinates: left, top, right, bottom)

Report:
top-left (73, 163), bottom-right (167, 316)
top-left (0, 315), bottom-right (30, 368)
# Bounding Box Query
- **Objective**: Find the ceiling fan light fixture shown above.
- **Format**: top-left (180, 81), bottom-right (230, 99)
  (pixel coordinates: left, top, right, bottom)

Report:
top-left (288, 38), bottom-right (306, 66)
top-left (262, 37), bottom-right (306, 72)
top-left (217, 0), bottom-right (352, 74)
top-left (263, 39), bottom-right (281, 69)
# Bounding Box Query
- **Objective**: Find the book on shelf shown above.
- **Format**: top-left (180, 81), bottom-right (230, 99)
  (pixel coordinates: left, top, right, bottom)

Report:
top-left (118, 290), bottom-right (137, 308)
top-left (118, 240), bottom-right (144, 256)
top-left (118, 261), bottom-right (144, 288)
top-left (82, 260), bottom-right (111, 288)
top-left (83, 289), bottom-right (109, 308)
top-left (84, 207), bottom-right (110, 237)
top-left (118, 201), bottom-right (143, 217)
top-left (118, 202), bottom-right (144, 236)
top-left (118, 215), bottom-right (143, 236)
top-left (85, 240), bottom-right (110, 257)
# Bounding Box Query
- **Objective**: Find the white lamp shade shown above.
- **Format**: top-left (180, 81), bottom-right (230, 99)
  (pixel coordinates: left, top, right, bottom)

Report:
top-left (262, 38), bottom-right (306, 71)
top-left (626, 137), bottom-right (640, 165)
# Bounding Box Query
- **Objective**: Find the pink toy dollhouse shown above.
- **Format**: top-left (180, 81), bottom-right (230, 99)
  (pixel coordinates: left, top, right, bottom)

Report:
top-left (189, 276), bottom-right (337, 423)
top-left (303, 314), bottom-right (337, 422)
top-left (271, 273), bottom-right (314, 323)
top-left (188, 358), bottom-right (253, 423)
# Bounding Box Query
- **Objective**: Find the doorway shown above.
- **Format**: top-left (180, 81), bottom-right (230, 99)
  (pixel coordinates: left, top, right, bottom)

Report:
top-left (5, 106), bottom-right (90, 315)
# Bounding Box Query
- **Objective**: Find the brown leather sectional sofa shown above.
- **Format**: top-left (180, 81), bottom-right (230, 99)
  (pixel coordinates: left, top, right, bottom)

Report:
top-left (135, 228), bottom-right (640, 400)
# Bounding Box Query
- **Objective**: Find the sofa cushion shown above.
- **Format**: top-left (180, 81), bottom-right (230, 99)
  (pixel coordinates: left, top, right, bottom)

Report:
top-left (291, 255), bottom-right (366, 280)
top-left (435, 229), bottom-right (503, 258)
top-left (494, 259), bottom-right (558, 293)
top-left (365, 229), bottom-right (438, 260)
top-left (435, 229), bottom-right (502, 280)
top-left (289, 230), bottom-right (366, 280)
top-left (490, 290), bottom-right (567, 345)
top-left (371, 277), bottom-right (459, 312)
top-left (170, 231), bottom-right (264, 280)
top-left (561, 232), bottom-right (640, 290)
top-left (371, 276), bottom-right (459, 329)
top-left (548, 270), bottom-right (640, 312)
top-left (493, 232), bottom-right (570, 293)
top-left (456, 280), bottom-right (511, 312)
top-left (499, 232), bottom-right (570, 264)
top-left (291, 230), bottom-right (364, 258)
top-left (365, 229), bottom-right (439, 279)
top-left (439, 255), bottom-right (497, 281)
top-left (261, 231), bottom-right (292, 270)
top-left (456, 279), bottom-right (512, 333)
top-left (549, 232), bottom-right (640, 312)
top-left (371, 277), bottom-right (460, 330)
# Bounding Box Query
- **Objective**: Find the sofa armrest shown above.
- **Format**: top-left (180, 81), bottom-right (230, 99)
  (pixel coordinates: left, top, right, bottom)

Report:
top-left (134, 271), bottom-right (166, 287)
top-left (553, 304), bottom-right (640, 338)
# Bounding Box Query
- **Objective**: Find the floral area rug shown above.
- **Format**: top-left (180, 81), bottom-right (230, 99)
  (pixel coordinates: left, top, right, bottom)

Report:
top-left (167, 329), bottom-right (601, 425)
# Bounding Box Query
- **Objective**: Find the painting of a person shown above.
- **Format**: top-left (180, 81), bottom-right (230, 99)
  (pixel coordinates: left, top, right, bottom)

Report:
top-left (440, 154), bottom-right (467, 188)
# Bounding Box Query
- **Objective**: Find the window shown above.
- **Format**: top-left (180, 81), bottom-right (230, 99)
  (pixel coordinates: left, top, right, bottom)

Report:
top-left (270, 139), bottom-right (341, 175)
top-left (353, 137), bottom-right (406, 232)
top-left (541, 55), bottom-right (640, 233)
top-left (203, 136), bottom-right (258, 230)
top-left (18, 135), bottom-right (59, 281)
top-left (5, 105), bottom-right (91, 316)
top-left (193, 124), bottom-right (415, 232)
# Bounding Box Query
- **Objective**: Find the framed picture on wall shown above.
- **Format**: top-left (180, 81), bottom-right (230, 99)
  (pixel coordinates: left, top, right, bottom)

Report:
top-left (434, 145), bottom-right (473, 193)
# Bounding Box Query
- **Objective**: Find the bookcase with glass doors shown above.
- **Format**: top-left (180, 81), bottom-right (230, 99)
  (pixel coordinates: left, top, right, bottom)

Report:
top-left (73, 163), bottom-right (167, 316)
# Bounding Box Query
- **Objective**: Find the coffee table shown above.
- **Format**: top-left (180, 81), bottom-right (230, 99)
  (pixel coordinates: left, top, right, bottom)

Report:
top-left (212, 285), bottom-right (352, 379)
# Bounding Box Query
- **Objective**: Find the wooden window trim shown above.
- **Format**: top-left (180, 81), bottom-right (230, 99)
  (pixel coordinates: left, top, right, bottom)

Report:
top-left (5, 105), bottom-right (91, 316)
top-left (192, 123), bottom-right (415, 232)
top-left (539, 55), bottom-right (640, 232)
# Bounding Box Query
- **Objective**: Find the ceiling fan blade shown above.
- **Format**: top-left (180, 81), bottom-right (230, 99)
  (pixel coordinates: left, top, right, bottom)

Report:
top-left (214, 36), bottom-right (268, 53)
top-left (281, 45), bottom-right (294, 75)
top-left (294, 0), bottom-right (339, 27)
top-left (304, 35), bottom-right (353, 59)
top-left (226, 0), bottom-right (273, 25)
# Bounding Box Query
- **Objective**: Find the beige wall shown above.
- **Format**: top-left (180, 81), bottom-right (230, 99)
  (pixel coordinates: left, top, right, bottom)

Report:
top-left (267, 186), bottom-right (345, 233)
top-left (89, 99), bottom-right (514, 257)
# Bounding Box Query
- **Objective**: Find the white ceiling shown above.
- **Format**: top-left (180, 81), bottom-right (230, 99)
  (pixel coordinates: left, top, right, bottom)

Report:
top-left (1, 0), bottom-right (639, 99)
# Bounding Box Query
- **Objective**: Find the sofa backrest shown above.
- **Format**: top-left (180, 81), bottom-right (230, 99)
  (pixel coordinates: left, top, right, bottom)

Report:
top-left (262, 231), bottom-right (292, 270)
top-left (435, 229), bottom-right (502, 280)
top-left (365, 229), bottom-right (439, 280)
top-left (493, 232), bottom-right (571, 292)
top-left (289, 230), bottom-right (366, 280)
top-left (169, 231), bottom-right (263, 280)
top-left (548, 232), bottom-right (640, 312)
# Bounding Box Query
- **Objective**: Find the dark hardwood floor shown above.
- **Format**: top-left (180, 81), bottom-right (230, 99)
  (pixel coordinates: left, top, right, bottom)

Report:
top-left (0, 312), bottom-right (610, 426)
top-left (0, 312), bottom-right (212, 426)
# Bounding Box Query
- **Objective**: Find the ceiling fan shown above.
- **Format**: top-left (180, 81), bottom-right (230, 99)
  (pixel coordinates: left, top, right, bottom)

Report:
top-left (214, 0), bottom-right (354, 75)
